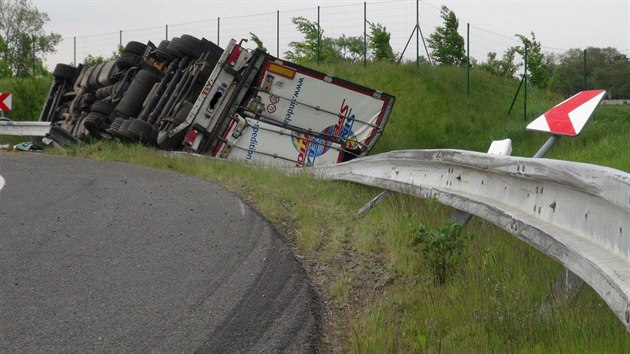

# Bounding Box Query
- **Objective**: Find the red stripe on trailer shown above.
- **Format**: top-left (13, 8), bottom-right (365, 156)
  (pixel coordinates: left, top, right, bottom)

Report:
top-left (227, 45), bottom-right (243, 67)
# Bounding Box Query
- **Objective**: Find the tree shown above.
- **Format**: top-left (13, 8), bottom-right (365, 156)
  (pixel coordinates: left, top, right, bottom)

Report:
top-left (592, 60), bottom-right (630, 98)
top-left (285, 16), bottom-right (340, 64)
top-left (478, 48), bottom-right (519, 78)
top-left (333, 34), bottom-right (363, 63)
top-left (548, 47), bottom-right (628, 98)
top-left (368, 22), bottom-right (395, 62)
top-left (0, 35), bottom-right (11, 77)
top-left (513, 32), bottom-right (552, 88)
top-left (427, 5), bottom-right (466, 66)
top-left (249, 32), bottom-right (267, 53)
top-left (0, 0), bottom-right (61, 77)
top-left (83, 45), bottom-right (123, 66)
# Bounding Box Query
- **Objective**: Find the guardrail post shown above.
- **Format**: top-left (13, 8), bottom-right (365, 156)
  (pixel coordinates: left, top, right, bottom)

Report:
top-left (539, 268), bottom-right (585, 315)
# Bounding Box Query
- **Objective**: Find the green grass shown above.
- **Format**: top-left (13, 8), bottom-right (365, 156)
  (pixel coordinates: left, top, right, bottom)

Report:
top-left (0, 76), bottom-right (52, 122)
top-left (9, 63), bottom-right (630, 352)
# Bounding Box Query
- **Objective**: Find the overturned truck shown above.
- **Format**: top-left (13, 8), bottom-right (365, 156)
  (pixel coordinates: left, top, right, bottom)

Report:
top-left (40, 35), bottom-right (395, 167)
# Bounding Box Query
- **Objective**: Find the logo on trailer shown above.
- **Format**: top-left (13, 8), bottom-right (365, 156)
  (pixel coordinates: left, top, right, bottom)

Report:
top-left (333, 99), bottom-right (357, 143)
top-left (292, 126), bottom-right (335, 167)
top-left (246, 122), bottom-right (260, 160)
top-left (284, 77), bottom-right (305, 125)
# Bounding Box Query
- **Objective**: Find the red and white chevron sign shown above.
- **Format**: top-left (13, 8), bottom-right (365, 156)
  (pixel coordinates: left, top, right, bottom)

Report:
top-left (527, 90), bottom-right (606, 136)
top-left (0, 92), bottom-right (12, 112)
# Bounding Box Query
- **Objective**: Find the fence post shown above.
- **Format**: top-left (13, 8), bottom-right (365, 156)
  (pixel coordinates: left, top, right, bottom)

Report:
top-left (32, 36), bottom-right (35, 76)
top-left (416, 0), bottom-right (419, 68)
top-left (119, 30), bottom-right (122, 48)
top-left (524, 42), bottom-right (528, 121)
top-left (217, 17), bottom-right (220, 46)
top-left (166, 24), bottom-right (168, 41)
top-left (277, 10), bottom-right (280, 58)
top-left (364, 2), bottom-right (367, 67)
top-left (73, 36), bottom-right (76, 66)
top-left (467, 23), bottom-right (470, 98)
top-left (583, 49), bottom-right (587, 90)
top-left (317, 6), bottom-right (321, 65)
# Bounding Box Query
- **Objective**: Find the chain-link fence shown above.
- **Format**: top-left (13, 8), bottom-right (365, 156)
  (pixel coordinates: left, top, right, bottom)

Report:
top-left (50, 0), bottom-right (541, 66)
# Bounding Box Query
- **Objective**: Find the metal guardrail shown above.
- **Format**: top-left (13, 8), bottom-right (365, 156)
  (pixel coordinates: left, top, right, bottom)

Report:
top-left (0, 120), bottom-right (52, 136)
top-left (0, 120), bottom-right (79, 147)
top-left (305, 149), bottom-right (630, 330)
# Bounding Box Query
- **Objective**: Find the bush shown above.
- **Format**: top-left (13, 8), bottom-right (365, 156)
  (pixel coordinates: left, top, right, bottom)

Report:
top-left (412, 222), bottom-right (472, 284)
top-left (0, 76), bottom-right (52, 121)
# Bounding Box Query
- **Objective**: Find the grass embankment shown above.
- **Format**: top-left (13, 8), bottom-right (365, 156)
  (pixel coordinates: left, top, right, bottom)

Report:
top-left (0, 77), bottom-right (52, 146)
top-left (10, 64), bottom-right (630, 352)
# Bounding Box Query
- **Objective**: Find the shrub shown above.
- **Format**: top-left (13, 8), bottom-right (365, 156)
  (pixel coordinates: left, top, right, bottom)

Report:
top-left (412, 222), bottom-right (472, 284)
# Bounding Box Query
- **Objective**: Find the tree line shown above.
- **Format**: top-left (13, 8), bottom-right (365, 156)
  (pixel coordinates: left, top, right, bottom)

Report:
top-left (423, 5), bottom-right (630, 99)
top-left (1, 0), bottom-right (629, 99)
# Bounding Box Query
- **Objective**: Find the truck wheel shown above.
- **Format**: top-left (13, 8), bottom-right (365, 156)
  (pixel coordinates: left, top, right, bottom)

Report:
top-left (116, 52), bottom-right (140, 70)
top-left (171, 35), bottom-right (202, 59)
top-left (53, 64), bottom-right (77, 81)
top-left (125, 41), bottom-right (147, 56)
top-left (156, 40), bottom-right (174, 62)
top-left (114, 70), bottom-right (161, 118)
top-left (166, 38), bottom-right (185, 59)
top-left (107, 117), bottom-right (125, 134)
top-left (115, 119), bottom-right (134, 141)
top-left (128, 119), bottom-right (155, 143)
top-left (83, 112), bottom-right (106, 134)
top-left (90, 101), bottom-right (114, 116)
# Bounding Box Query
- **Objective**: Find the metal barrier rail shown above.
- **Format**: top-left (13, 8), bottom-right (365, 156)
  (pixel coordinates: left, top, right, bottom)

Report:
top-left (305, 149), bottom-right (630, 330)
top-left (0, 120), bottom-right (78, 147)
top-left (0, 120), bottom-right (51, 136)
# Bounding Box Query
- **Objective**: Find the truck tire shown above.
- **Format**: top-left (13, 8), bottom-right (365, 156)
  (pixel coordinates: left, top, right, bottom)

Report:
top-left (171, 35), bottom-right (202, 58)
top-left (83, 112), bottom-right (106, 134)
top-left (156, 40), bottom-right (174, 62)
top-left (125, 41), bottom-right (147, 56)
top-left (90, 101), bottom-right (114, 116)
top-left (108, 117), bottom-right (125, 134)
top-left (53, 64), bottom-right (77, 81)
top-left (128, 119), bottom-right (155, 143)
top-left (115, 119), bottom-right (134, 141)
top-left (117, 52), bottom-right (140, 70)
top-left (166, 38), bottom-right (185, 59)
top-left (114, 69), bottom-right (161, 118)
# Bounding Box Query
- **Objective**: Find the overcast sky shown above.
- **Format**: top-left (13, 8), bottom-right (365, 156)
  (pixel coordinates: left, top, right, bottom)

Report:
top-left (32, 0), bottom-right (629, 66)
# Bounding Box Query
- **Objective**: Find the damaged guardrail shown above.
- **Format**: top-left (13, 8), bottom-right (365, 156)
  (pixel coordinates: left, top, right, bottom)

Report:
top-left (0, 120), bottom-right (78, 148)
top-left (305, 149), bottom-right (630, 330)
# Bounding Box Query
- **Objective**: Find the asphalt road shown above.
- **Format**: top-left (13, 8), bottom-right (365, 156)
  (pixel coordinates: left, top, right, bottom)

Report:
top-left (0, 153), bottom-right (319, 353)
